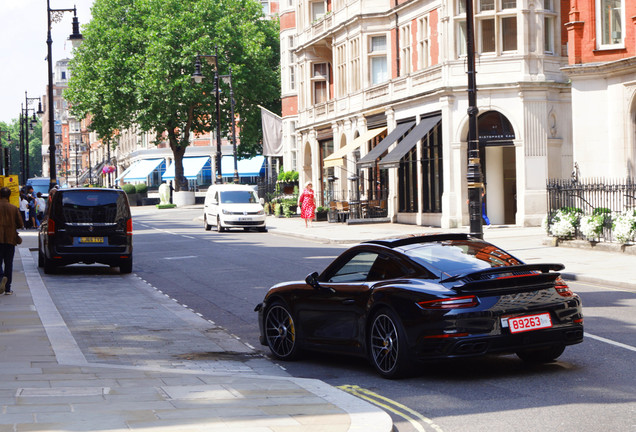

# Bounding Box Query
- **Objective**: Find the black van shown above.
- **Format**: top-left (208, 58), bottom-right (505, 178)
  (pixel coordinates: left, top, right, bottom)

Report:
top-left (38, 188), bottom-right (133, 274)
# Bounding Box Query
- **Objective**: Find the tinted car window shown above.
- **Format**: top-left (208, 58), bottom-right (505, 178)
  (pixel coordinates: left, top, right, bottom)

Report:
top-left (404, 240), bottom-right (522, 276)
top-left (54, 190), bottom-right (130, 224)
top-left (329, 252), bottom-right (378, 283)
top-left (220, 191), bottom-right (257, 204)
top-left (367, 255), bottom-right (406, 281)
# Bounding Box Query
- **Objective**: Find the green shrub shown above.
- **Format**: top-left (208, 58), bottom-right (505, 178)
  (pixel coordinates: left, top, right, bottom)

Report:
top-left (135, 183), bottom-right (148, 194)
top-left (122, 184), bottom-right (136, 195)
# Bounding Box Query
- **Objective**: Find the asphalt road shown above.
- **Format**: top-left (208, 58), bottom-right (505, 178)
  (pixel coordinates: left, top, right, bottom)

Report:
top-left (73, 207), bottom-right (636, 432)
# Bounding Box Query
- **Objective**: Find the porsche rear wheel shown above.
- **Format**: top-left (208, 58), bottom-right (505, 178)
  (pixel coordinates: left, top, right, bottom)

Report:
top-left (517, 344), bottom-right (565, 363)
top-left (264, 302), bottom-right (300, 360)
top-left (368, 308), bottom-right (413, 379)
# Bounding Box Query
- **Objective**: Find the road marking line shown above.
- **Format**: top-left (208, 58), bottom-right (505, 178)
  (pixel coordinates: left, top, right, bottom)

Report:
top-left (337, 385), bottom-right (443, 432)
top-left (163, 256), bottom-right (197, 260)
top-left (585, 332), bottom-right (636, 352)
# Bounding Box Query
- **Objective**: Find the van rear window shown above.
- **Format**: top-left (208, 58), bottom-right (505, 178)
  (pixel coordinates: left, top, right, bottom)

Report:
top-left (55, 190), bottom-right (129, 223)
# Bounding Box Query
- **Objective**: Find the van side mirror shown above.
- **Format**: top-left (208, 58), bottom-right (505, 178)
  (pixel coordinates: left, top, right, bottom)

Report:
top-left (259, 197), bottom-right (264, 205)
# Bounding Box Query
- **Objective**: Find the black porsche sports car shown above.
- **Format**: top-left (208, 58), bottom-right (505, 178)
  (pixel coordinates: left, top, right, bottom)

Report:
top-left (255, 234), bottom-right (584, 378)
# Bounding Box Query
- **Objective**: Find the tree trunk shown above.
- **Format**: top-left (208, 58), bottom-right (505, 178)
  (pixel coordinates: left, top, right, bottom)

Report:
top-left (170, 143), bottom-right (188, 192)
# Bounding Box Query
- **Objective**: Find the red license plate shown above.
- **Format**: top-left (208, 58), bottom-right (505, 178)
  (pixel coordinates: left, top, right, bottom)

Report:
top-left (506, 313), bottom-right (552, 334)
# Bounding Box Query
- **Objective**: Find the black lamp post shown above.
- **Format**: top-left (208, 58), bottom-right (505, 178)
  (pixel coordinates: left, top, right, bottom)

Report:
top-left (46, 0), bottom-right (82, 191)
top-left (220, 67), bottom-right (239, 183)
top-left (465, 0), bottom-right (483, 238)
top-left (0, 130), bottom-right (11, 176)
top-left (192, 48), bottom-right (224, 184)
top-left (24, 92), bottom-right (43, 183)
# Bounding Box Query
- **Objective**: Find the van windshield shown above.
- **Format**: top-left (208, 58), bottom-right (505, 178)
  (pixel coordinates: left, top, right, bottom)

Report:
top-left (219, 191), bottom-right (257, 204)
top-left (56, 190), bottom-right (130, 224)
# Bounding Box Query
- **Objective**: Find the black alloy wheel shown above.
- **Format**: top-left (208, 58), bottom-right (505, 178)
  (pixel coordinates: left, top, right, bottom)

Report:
top-left (369, 308), bottom-right (413, 379)
top-left (264, 302), bottom-right (300, 360)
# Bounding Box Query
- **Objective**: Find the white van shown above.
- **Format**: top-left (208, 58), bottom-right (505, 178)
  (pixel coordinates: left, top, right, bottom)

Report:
top-left (203, 184), bottom-right (267, 232)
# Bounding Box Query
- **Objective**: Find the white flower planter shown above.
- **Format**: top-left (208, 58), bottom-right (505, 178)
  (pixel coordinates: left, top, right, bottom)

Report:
top-left (173, 191), bottom-right (195, 207)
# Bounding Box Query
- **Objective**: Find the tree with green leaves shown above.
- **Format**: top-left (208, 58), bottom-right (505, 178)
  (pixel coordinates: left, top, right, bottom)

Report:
top-left (0, 119), bottom-right (42, 179)
top-left (66, 0), bottom-right (280, 191)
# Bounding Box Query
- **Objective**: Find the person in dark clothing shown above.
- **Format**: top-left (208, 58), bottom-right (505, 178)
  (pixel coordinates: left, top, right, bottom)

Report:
top-left (0, 187), bottom-right (24, 295)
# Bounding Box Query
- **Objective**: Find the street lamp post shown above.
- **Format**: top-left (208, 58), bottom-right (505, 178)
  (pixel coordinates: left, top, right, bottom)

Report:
top-left (46, 0), bottom-right (82, 191)
top-left (220, 67), bottom-right (239, 183)
top-left (0, 130), bottom-right (11, 176)
top-left (24, 93), bottom-right (43, 183)
top-left (465, 0), bottom-right (483, 238)
top-left (192, 48), bottom-right (224, 184)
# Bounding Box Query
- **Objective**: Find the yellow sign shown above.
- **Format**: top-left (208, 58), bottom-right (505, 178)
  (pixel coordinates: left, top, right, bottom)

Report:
top-left (0, 176), bottom-right (20, 207)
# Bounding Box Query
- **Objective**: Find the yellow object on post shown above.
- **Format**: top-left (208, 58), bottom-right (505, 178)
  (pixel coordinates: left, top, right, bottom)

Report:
top-left (0, 176), bottom-right (20, 208)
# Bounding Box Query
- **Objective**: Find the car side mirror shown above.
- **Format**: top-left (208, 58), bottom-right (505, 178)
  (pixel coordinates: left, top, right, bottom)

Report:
top-left (305, 272), bottom-right (321, 289)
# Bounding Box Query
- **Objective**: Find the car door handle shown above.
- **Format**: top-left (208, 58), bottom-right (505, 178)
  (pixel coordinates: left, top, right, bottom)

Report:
top-left (342, 299), bottom-right (356, 305)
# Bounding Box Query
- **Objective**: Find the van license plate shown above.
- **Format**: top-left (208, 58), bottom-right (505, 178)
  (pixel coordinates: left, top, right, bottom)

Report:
top-left (79, 237), bottom-right (104, 244)
top-left (238, 217), bottom-right (251, 221)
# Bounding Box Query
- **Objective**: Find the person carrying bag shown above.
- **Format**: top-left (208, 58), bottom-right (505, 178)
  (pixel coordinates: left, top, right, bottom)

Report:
top-left (0, 187), bottom-right (25, 295)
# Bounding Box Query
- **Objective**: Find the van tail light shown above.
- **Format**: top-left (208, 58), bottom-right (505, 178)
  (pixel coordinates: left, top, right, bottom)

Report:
top-left (417, 295), bottom-right (479, 309)
top-left (47, 218), bottom-right (56, 235)
top-left (554, 277), bottom-right (573, 297)
top-left (126, 218), bottom-right (133, 236)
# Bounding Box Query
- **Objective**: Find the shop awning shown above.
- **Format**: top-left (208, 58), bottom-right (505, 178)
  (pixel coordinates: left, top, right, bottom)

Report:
top-left (114, 164), bottom-right (135, 184)
top-left (123, 159), bottom-right (164, 181)
top-left (323, 127), bottom-right (387, 168)
top-left (378, 115), bottom-right (442, 169)
top-left (357, 121), bottom-right (415, 168)
top-left (221, 155), bottom-right (265, 177)
top-left (162, 157), bottom-right (211, 180)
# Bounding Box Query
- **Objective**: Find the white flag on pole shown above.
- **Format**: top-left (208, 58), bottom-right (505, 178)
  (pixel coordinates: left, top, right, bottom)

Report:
top-left (260, 106), bottom-right (283, 157)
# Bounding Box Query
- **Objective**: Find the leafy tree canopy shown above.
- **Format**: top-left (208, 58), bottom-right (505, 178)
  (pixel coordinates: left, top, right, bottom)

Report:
top-left (66, 0), bottom-right (280, 190)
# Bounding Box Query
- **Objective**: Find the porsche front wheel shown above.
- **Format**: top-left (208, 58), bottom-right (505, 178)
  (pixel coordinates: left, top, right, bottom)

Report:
top-left (264, 302), bottom-right (300, 360)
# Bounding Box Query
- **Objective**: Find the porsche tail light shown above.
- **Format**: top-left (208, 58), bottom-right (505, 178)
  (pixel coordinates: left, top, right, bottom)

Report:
top-left (47, 218), bottom-right (56, 236)
top-left (418, 295), bottom-right (479, 309)
top-left (554, 277), bottom-right (573, 297)
top-left (126, 218), bottom-right (133, 235)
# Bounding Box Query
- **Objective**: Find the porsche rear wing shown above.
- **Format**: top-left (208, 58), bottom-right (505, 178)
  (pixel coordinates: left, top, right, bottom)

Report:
top-left (442, 263), bottom-right (565, 294)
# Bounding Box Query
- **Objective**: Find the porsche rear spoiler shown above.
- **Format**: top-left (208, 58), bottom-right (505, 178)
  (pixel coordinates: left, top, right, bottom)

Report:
top-left (441, 263), bottom-right (565, 294)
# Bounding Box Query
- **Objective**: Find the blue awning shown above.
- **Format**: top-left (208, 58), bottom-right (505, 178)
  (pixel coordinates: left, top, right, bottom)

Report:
top-left (123, 159), bottom-right (164, 181)
top-left (114, 164), bottom-right (135, 184)
top-left (221, 155), bottom-right (265, 178)
top-left (162, 157), bottom-right (211, 180)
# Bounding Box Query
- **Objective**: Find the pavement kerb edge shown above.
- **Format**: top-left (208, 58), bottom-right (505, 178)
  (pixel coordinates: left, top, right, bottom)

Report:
top-left (17, 245), bottom-right (394, 432)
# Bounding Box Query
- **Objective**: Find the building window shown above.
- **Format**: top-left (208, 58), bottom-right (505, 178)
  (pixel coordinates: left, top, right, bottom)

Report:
top-left (312, 63), bottom-right (329, 104)
top-left (260, 0), bottom-right (269, 15)
top-left (501, 16), bottom-right (517, 51)
top-left (298, 64), bottom-right (305, 109)
top-left (312, 1), bottom-right (326, 21)
top-left (418, 16), bottom-right (430, 70)
top-left (336, 44), bottom-right (347, 96)
top-left (370, 35), bottom-right (388, 85)
top-left (350, 38), bottom-right (361, 92)
top-left (480, 19), bottom-right (495, 52)
top-left (420, 121), bottom-right (443, 213)
top-left (480, 0), bottom-right (495, 12)
top-left (400, 24), bottom-right (412, 75)
top-left (456, 20), bottom-right (467, 57)
top-left (544, 16), bottom-right (554, 53)
top-left (596, 0), bottom-right (624, 48)
top-left (289, 66), bottom-right (295, 90)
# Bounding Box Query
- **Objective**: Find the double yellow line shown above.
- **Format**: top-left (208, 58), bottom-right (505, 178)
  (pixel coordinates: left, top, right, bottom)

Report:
top-left (337, 384), bottom-right (444, 432)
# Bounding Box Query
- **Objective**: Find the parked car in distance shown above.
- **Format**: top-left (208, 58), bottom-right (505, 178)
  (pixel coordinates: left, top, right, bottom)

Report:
top-left (203, 184), bottom-right (266, 232)
top-left (38, 188), bottom-right (133, 274)
top-left (255, 233), bottom-right (584, 379)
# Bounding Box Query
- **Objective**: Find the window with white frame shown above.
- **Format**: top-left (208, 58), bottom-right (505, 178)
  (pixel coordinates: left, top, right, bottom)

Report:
top-left (288, 36), bottom-right (296, 91)
top-left (312, 63), bottom-right (329, 104)
top-left (298, 63), bottom-right (305, 109)
top-left (596, 0), bottom-right (624, 48)
top-left (418, 16), bottom-right (430, 70)
top-left (350, 38), bottom-right (361, 91)
top-left (544, 16), bottom-right (554, 53)
top-left (311, 1), bottom-right (326, 22)
top-left (456, 19), bottom-right (467, 57)
top-left (369, 35), bottom-right (388, 85)
top-left (462, 0), bottom-right (518, 56)
top-left (336, 44), bottom-right (347, 96)
top-left (260, 0), bottom-right (269, 15)
top-left (400, 24), bottom-right (412, 75)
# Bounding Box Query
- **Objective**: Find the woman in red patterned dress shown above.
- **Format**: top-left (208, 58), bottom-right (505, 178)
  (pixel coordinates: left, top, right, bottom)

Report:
top-left (297, 181), bottom-right (316, 228)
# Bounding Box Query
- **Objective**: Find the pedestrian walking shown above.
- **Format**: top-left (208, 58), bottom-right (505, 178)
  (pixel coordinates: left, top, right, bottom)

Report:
top-left (35, 192), bottom-right (46, 223)
top-left (19, 194), bottom-right (29, 228)
top-left (297, 181), bottom-right (316, 228)
top-left (0, 187), bottom-right (24, 295)
top-left (27, 195), bottom-right (37, 228)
